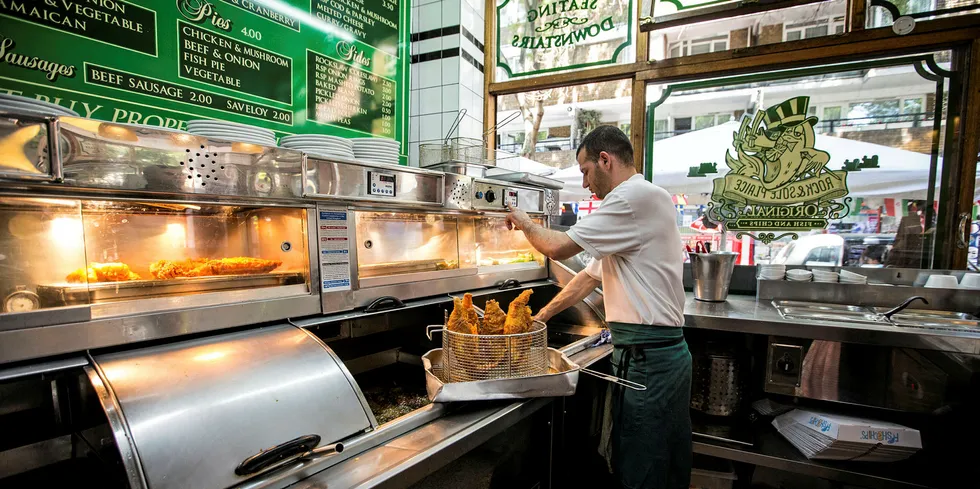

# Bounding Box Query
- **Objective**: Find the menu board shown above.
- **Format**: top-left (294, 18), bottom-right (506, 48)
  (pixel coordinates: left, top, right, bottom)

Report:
top-left (0, 0), bottom-right (409, 162)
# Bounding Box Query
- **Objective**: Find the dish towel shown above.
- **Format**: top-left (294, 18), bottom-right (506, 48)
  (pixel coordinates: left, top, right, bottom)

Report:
top-left (598, 382), bottom-right (614, 473)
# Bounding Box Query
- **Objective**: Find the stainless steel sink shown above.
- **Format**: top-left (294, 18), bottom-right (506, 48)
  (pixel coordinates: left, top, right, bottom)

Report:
top-left (772, 301), bottom-right (980, 332)
top-left (870, 308), bottom-right (980, 331)
top-left (773, 300), bottom-right (885, 325)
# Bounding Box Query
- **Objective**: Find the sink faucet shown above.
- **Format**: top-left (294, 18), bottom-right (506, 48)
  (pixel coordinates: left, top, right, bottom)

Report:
top-left (881, 296), bottom-right (929, 320)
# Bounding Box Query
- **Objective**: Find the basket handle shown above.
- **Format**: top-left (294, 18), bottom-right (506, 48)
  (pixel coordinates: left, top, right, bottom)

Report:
top-left (580, 368), bottom-right (647, 391)
top-left (426, 325), bottom-right (444, 341)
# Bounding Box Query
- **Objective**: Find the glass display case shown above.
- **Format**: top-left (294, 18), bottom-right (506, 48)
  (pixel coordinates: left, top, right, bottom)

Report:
top-left (355, 212), bottom-right (469, 283)
top-left (473, 216), bottom-right (545, 271)
top-left (0, 197), bottom-right (310, 315)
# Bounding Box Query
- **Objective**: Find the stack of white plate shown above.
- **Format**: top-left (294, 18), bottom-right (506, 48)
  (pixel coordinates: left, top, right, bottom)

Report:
top-left (0, 93), bottom-right (79, 117)
top-left (758, 264), bottom-right (786, 281)
top-left (351, 137), bottom-right (400, 165)
top-left (186, 120), bottom-right (277, 147)
top-left (280, 134), bottom-right (354, 159)
top-left (786, 269), bottom-right (813, 282)
top-left (839, 270), bottom-right (868, 284)
top-left (812, 269), bottom-right (839, 283)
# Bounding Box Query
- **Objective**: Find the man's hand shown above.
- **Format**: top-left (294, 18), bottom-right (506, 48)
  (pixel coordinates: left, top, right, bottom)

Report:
top-left (505, 207), bottom-right (534, 231)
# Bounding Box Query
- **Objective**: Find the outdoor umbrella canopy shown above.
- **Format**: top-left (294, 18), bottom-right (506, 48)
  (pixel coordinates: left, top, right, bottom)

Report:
top-left (552, 122), bottom-right (958, 200)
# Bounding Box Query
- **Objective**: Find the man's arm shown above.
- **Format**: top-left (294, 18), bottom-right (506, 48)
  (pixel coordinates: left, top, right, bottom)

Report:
top-left (506, 208), bottom-right (583, 260)
top-left (535, 269), bottom-right (601, 323)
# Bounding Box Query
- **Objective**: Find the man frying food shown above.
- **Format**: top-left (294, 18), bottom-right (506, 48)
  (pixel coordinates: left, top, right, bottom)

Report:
top-left (505, 126), bottom-right (690, 489)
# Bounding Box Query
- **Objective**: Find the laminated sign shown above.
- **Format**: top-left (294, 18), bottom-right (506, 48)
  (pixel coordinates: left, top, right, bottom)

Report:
top-left (706, 96), bottom-right (854, 244)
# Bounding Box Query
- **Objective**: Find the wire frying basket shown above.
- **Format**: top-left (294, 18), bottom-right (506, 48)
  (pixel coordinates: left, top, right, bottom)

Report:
top-left (426, 321), bottom-right (549, 383)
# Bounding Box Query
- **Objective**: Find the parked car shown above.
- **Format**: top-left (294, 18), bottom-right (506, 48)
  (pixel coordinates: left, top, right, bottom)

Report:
top-left (770, 234), bottom-right (894, 267)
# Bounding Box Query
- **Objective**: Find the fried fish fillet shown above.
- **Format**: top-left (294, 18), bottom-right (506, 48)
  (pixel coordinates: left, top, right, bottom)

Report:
top-left (208, 257), bottom-right (282, 275)
top-left (447, 293), bottom-right (479, 335)
top-left (149, 257), bottom-right (282, 279)
top-left (66, 262), bottom-right (141, 283)
top-left (479, 299), bottom-right (507, 335)
top-left (503, 289), bottom-right (534, 335)
top-left (149, 258), bottom-right (211, 279)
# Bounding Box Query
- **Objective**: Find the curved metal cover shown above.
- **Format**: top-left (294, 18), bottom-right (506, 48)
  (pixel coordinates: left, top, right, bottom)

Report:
top-left (90, 324), bottom-right (372, 489)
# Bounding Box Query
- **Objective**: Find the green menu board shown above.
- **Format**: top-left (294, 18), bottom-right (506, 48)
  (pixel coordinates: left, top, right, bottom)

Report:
top-left (0, 0), bottom-right (409, 163)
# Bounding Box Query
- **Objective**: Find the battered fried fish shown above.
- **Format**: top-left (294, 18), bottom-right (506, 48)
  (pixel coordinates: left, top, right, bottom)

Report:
top-left (447, 293), bottom-right (479, 335)
top-left (149, 257), bottom-right (282, 279)
top-left (149, 258), bottom-right (212, 280)
top-left (503, 289), bottom-right (534, 335)
top-left (479, 299), bottom-right (507, 335)
top-left (66, 262), bottom-right (141, 283)
top-left (208, 257), bottom-right (283, 275)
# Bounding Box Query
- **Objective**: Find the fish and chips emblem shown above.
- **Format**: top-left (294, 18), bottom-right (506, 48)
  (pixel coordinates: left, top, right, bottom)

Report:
top-left (709, 96), bottom-right (852, 242)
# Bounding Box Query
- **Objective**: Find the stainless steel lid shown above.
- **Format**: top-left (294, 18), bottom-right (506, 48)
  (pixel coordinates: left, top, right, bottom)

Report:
top-left (87, 324), bottom-right (373, 489)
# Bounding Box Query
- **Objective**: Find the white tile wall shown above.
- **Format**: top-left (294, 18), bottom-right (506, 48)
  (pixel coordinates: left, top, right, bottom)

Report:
top-left (443, 34), bottom-right (460, 50)
top-left (409, 141), bottom-right (420, 167)
top-left (420, 113), bottom-right (442, 141)
top-left (444, 0), bottom-right (460, 25)
top-left (418, 38), bottom-right (441, 55)
top-left (443, 84), bottom-right (459, 112)
top-left (420, 86), bottom-right (442, 114)
top-left (410, 117), bottom-right (420, 142)
top-left (442, 57), bottom-right (459, 85)
top-left (418, 60), bottom-right (441, 88)
top-left (419, 3), bottom-right (442, 32)
top-left (408, 0), bottom-right (487, 166)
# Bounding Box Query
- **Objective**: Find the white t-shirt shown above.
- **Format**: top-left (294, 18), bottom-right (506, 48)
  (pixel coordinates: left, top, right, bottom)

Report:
top-left (567, 174), bottom-right (685, 326)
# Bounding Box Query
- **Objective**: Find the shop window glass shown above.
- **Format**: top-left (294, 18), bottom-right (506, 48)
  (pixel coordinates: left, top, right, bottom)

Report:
top-left (674, 117), bottom-right (692, 134)
top-left (868, 0), bottom-right (980, 28)
top-left (644, 52), bottom-right (966, 269)
top-left (496, 0), bottom-right (634, 81)
top-left (495, 79), bottom-right (632, 202)
top-left (649, 0), bottom-right (846, 61)
top-left (654, 119), bottom-right (669, 140)
top-left (695, 115), bottom-right (717, 130)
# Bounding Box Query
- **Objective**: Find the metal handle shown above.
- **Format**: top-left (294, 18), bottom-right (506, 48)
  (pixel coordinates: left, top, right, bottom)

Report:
top-left (580, 368), bottom-right (647, 391)
top-left (445, 109), bottom-right (467, 143)
top-left (236, 434), bottom-right (321, 476)
top-left (881, 296), bottom-right (929, 320)
top-left (498, 278), bottom-right (522, 290)
top-left (957, 212), bottom-right (970, 249)
top-left (426, 325), bottom-right (444, 341)
top-left (301, 442), bottom-right (344, 460)
top-left (364, 296), bottom-right (405, 313)
top-left (484, 111), bottom-right (521, 140)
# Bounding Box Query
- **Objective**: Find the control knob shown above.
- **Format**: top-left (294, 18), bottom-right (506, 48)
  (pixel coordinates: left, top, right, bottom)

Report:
top-left (485, 189), bottom-right (496, 203)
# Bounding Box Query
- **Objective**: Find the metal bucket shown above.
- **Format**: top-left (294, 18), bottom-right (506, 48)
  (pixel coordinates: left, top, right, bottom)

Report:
top-left (690, 351), bottom-right (744, 416)
top-left (689, 252), bottom-right (738, 302)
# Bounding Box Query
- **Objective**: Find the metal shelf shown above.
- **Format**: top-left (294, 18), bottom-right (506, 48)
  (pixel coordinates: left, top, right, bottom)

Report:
top-left (693, 427), bottom-right (944, 489)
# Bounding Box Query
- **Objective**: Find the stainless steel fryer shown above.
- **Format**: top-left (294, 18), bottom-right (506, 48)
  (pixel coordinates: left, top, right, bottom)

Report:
top-left (85, 323), bottom-right (375, 489)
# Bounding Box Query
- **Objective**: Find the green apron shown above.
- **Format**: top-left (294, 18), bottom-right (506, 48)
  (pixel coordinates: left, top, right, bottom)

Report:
top-left (609, 322), bottom-right (692, 489)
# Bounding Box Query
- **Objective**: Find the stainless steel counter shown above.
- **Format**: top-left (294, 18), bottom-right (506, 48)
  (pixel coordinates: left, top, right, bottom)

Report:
top-left (683, 293), bottom-right (980, 354)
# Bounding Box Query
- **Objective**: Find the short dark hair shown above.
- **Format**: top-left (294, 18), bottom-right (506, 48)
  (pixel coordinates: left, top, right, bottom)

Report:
top-left (576, 126), bottom-right (633, 166)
